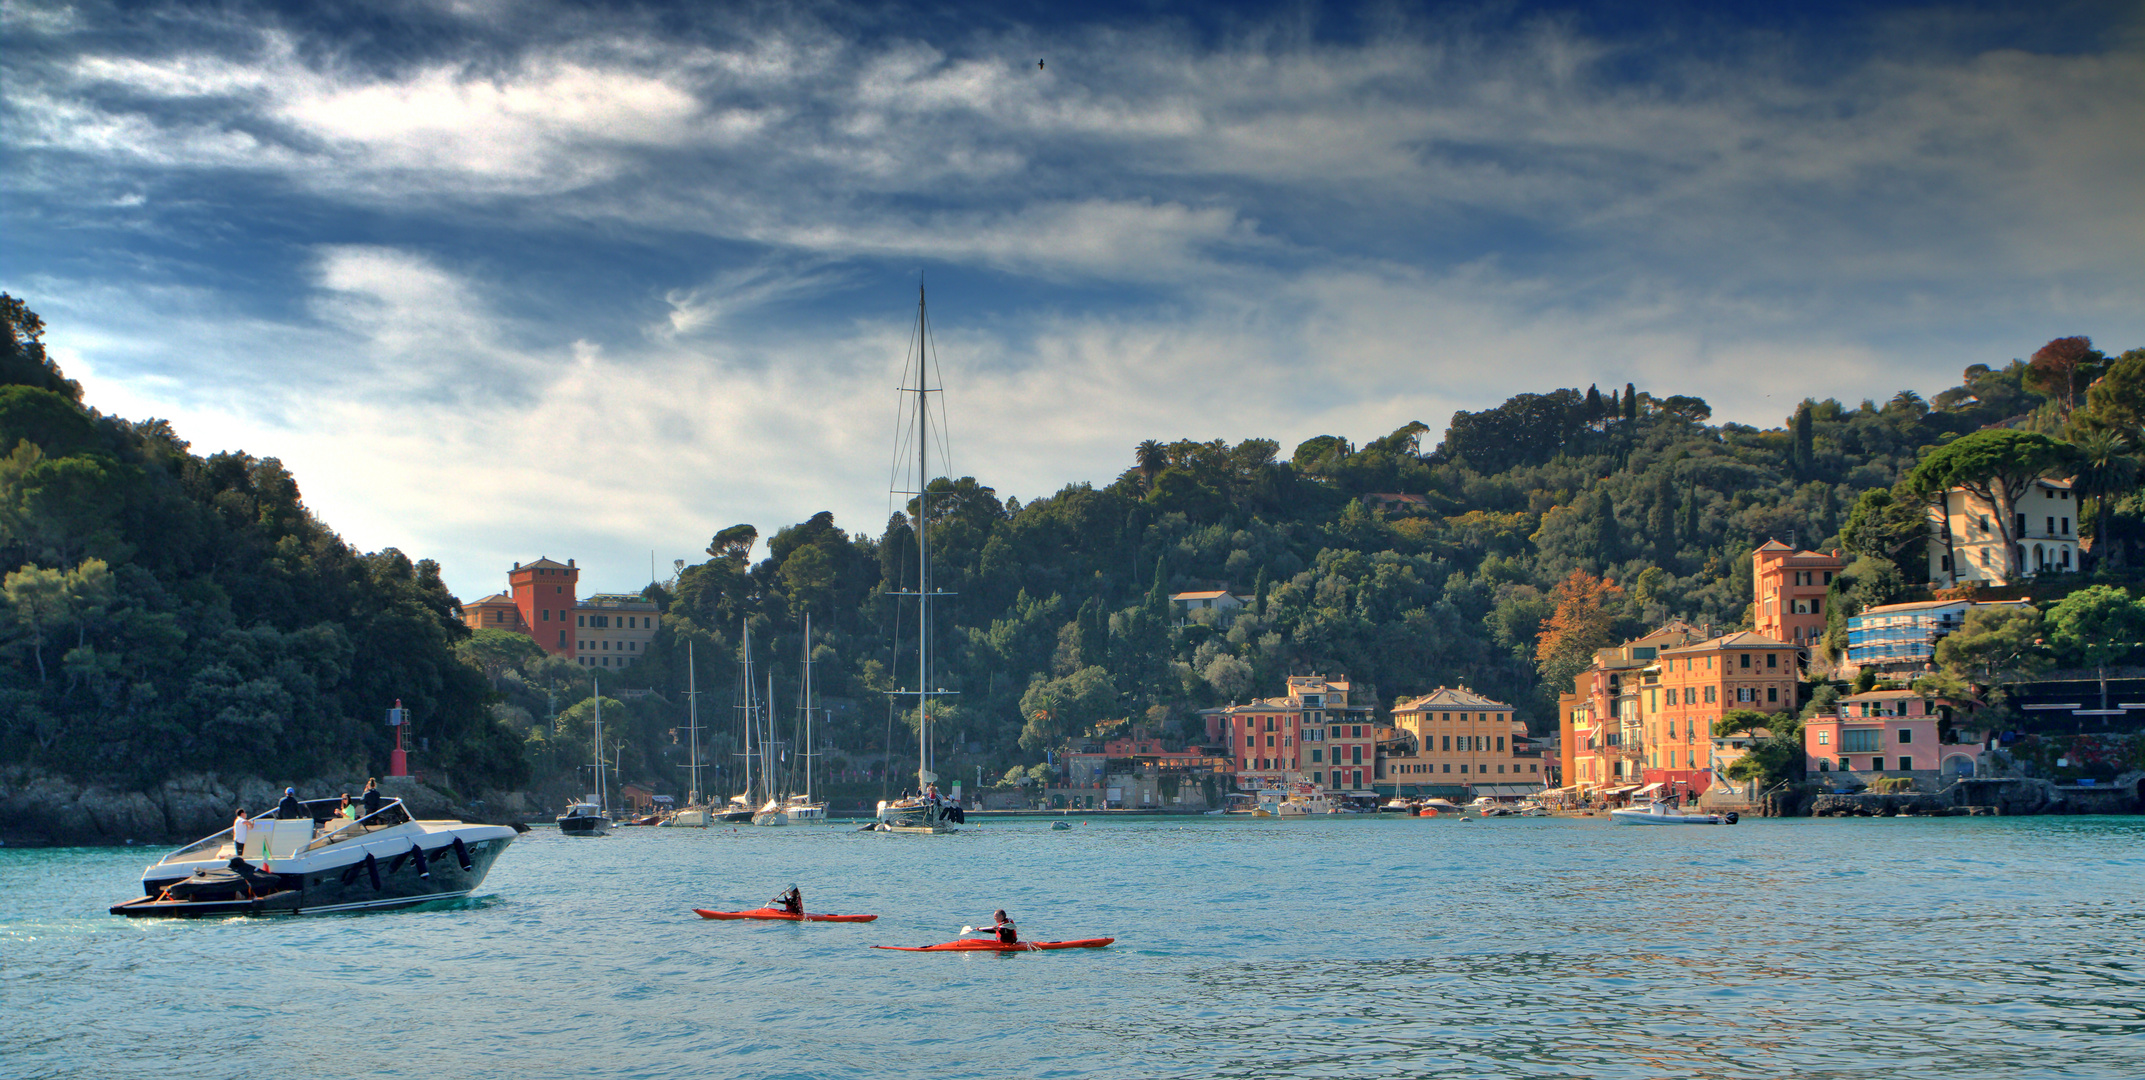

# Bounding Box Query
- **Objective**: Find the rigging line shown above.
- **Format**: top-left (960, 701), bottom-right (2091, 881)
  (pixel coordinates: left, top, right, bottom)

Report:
top-left (921, 299), bottom-right (954, 488)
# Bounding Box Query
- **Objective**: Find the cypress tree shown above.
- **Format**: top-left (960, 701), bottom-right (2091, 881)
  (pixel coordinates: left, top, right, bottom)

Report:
top-left (1793, 402), bottom-right (1815, 476)
top-left (1585, 384), bottom-right (1604, 425)
top-left (1623, 383), bottom-right (1639, 422)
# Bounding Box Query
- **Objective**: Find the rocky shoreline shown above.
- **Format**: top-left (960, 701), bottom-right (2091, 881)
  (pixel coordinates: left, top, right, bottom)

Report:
top-left (0, 766), bottom-right (536, 847)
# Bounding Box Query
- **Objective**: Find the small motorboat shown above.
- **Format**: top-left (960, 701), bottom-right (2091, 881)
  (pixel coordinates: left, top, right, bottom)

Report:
top-left (693, 906), bottom-right (878, 922)
top-left (1610, 800), bottom-right (1737, 826)
top-left (1422, 798), bottom-right (1464, 814)
top-left (1051, 820), bottom-right (1072, 830)
top-left (557, 801), bottom-right (612, 837)
top-left (872, 937), bottom-right (1114, 952)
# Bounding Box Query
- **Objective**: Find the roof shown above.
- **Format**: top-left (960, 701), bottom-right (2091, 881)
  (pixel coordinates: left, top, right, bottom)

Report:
top-left (513, 557), bottom-right (574, 571)
top-left (1169, 590), bottom-right (1235, 601)
top-left (582, 594), bottom-right (658, 607)
top-left (1855, 598), bottom-right (2028, 616)
top-left (1840, 688), bottom-right (1928, 702)
top-left (467, 592), bottom-right (515, 605)
top-left (1394, 686), bottom-right (1514, 712)
top-left (1657, 631), bottom-right (1793, 655)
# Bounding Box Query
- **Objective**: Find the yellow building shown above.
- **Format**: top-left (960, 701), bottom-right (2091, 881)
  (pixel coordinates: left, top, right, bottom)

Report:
top-left (1386, 687), bottom-right (1532, 789)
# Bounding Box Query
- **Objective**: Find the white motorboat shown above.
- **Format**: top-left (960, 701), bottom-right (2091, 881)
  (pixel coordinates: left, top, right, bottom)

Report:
top-left (781, 794), bottom-right (827, 823)
top-left (110, 795), bottom-right (517, 917)
top-left (875, 794), bottom-right (958, 833)
top-left (1610, 799), bottom-right (1737, 825)
top-left (751, 799), bottom-right (790, 827)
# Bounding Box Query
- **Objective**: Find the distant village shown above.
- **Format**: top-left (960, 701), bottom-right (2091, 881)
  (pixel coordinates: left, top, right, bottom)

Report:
top-left (462, 473), bottom-right (2139, 818)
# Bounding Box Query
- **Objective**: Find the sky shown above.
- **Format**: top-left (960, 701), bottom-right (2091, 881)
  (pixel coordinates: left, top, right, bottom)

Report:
top-left (4, 0), bottom-right (2142, 603)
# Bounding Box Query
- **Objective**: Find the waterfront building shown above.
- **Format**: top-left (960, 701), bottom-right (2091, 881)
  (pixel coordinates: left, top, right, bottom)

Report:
top-left (1752, 541), bottom-right (1842, 649)
top-left (1384, 688), bottom-right (1534, 796)
top-left (460, 557), bottom-right (659, 668)
top-left (1803, 688), bottom-right (1983, 780)
top-left (1557, 622), bottom-right (1706, 797)
top-left (1212, 675), bottom-right (1377, 791)
top-left (1643, 631), bottom-right (1799, 796)
top-left (1844, 598), bottom-right (2033, 674)
top-left (1925, 478), bottom-right (2079, 585)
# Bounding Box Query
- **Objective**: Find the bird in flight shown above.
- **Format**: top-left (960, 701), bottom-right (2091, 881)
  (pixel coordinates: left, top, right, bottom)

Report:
top-left (1038, 59), bottom-right (1045, 70)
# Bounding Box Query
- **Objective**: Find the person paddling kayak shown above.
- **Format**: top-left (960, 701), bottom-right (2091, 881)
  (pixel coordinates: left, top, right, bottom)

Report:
top-left (771, 885), bottom-right (804, 916)
top-left (985, 909), bottom-right (1016, 944)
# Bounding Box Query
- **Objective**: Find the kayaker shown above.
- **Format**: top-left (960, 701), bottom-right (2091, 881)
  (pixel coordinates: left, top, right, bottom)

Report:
top-left (987, 909), bottom-right (1017, 944)
top-left (772, 885), bottom-right (803, 915)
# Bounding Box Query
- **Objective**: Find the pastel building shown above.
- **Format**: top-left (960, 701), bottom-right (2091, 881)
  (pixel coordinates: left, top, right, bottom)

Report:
top-left (1752, 541), bottom-right (1842, 649)
top-left (1927, 478), bottom-right (2079, 585)
top-left (1644, 631), bottom-right (1799, 795)
top-left (1212, 675), bottom-right (1377, 791)
top-left (1385, 687), bottom-right (1535, 793)
top-left (1803, 689), bottom-right (1981, 779)
top-left (1557, 623), bottom-right (1705, 795)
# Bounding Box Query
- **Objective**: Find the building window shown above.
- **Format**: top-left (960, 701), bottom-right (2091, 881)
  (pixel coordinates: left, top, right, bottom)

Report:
top-left (1496, 736), bottom-right (1505, 751)
top-left (1443, 763), bottom-right (1451, 773)
top-left (1442, 736), bottom-right (1450, 751)
top-left (1740, 654), bottom-right (1751, 669)
top-left (1704, 687), bottom-right (1716, 704)
top-left (1842, 729), bottom-right (1879, 753)
top-left (1684, 687), bottom-right (1696, 705)
top-left (1459, 764), bottom-right (1468, 773)
top-left (542, 609), bottom-right (551, 621)
top-left (1897, 728), bottom-right (1913, 744)
top-left (577, 615), bottom-right (586, 627)
top-left (1311, 749), bottom-right (1322, 763)
top-left (1899, 757), bottom-right (1913, 770)
top-left (1767, 687), bottom-right (1779, 703)
top-left (558, 630), bottom-right (568, 648)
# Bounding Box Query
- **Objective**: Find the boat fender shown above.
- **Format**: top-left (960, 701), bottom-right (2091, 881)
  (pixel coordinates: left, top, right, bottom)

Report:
top-left (340, 861), bottom-right (363, 886)
top-left (451, 836), bottom-right (473, 872)
top-left (1724, 812), bottom-right (1739, 825)
top-left (363, 853), bottom-right (383, 890)
top-left (410, 842), bottom-right (431, 880)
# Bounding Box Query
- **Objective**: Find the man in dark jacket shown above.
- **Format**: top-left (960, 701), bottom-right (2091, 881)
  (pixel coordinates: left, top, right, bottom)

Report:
top-left (362, 778), bottom-right (383, 816)
top-left (276, 787), bottom-right (305, 819)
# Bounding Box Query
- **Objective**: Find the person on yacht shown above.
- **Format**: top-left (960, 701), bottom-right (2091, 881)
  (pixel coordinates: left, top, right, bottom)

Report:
top-left (771, 886), bottom-right (803, 915)
top-left (987, 909), bottom-right (1017, 944)
top-left (337, 794), bottom-right (356, 821)
top-left (231, 808), bottom-right (251, 858)
top-left (275, 787), bottom-right (304, 819)
top-left (362, 778), bottom-right (383, 816)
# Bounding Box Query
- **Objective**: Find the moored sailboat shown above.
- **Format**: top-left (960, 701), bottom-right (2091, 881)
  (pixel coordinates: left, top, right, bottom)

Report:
top-left (874, 285), bottom-right (962, 835)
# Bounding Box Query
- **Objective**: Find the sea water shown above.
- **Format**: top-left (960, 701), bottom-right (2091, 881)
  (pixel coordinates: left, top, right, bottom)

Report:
top-left (2, 814), bottom-right (2141, 1079)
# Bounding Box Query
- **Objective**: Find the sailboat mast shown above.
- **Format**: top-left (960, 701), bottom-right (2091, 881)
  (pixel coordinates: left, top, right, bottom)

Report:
top-left (686, 640), bottom-right (700, 806)
top-left (802, 614), bottom-right (813, 803)
top-left (741, 620), bottom-right (755, 805)
top-left (766, 671), bottom-right (777, 802)
top-left (915, 283), bottom-right (931, 791)
top-left (594, 676), bottom-right (604, 814)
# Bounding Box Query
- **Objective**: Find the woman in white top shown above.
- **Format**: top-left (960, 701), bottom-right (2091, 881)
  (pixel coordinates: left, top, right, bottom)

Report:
top-left (232, 808), bottom-right (251, 859)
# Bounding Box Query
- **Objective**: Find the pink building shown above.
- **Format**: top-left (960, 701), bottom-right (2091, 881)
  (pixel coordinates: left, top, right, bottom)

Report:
top-left (1804, 689), bottom-right (1980, 779)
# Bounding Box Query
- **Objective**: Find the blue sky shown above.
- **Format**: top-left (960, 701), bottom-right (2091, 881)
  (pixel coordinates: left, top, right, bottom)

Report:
top-left (4, 0), bottom-right (2141, 603)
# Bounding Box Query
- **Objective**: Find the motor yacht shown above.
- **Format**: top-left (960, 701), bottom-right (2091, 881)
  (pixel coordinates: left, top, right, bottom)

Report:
top-left (109, 796), bottom-right (516, 917)
top-left (557, 800), bottom-right (612, 836)
top-left (1610, 799), bottom-right (1737, 825)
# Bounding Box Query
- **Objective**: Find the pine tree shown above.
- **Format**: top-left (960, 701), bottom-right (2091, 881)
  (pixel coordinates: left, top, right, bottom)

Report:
top-left (1646, 474), bottom-right (1678, 559)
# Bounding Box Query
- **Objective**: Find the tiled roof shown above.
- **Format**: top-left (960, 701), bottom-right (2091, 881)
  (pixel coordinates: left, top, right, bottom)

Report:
top-left (1395, 686), bottom-right (1513, 711)
top-left (1657, 631), bottom-right (1794, 654)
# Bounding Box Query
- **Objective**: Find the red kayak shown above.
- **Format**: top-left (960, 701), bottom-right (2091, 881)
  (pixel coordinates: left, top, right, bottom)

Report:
top-left (872, 937), bottom-right (1114, 952)
top-left (694, 907), bottom-right (878, 923)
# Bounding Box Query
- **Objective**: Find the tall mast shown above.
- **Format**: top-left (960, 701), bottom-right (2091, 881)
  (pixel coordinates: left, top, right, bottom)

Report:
top-left (915, 283), bottom-right (932, 791)
top-left (740, 620), bottom-right (755, 804)
top-left (801, 614), bottom-right (813, 804)
top-left (686, 639), bottom-right (701, 806)
top-left (766, 671), bottom-right (777, 802)
top-left (593, 676), bottom-right (604, 814)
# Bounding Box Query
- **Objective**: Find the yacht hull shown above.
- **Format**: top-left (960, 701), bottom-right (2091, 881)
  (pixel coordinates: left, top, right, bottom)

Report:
top-left (113, 829), bottom-right (514, 917)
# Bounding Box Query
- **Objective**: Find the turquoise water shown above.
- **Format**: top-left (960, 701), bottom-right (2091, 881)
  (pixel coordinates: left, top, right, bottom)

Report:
top-left (3, 815), bottom-right (2142, 1079)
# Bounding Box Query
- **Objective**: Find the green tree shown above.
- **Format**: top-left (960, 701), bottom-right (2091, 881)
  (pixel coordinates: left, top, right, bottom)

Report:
top-left (1908, 430), bottom-right (2075, 581)
top-left (2067, 430), bottom-right (2138, 547)
top-left (2046, 586), bottom-right (2145, 713)
top-left (1934, 605), bottom-right (2051, 688)
top-left (1840, 483), bottom-right (1930, 567)
top-left (458, 627), bottom-right (546, 688)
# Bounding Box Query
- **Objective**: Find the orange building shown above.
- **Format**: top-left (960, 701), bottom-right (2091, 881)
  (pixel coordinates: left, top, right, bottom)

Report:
top-left (462, 592), bottom-right (528, 633)
top-left (1642, 631), bottom-right (1798, 796)
top-left (1751, 541), bottom-right (1841, 649)
top-left (509, 557), bottom-right (580, 660)
top-left (1557, 623), bottom-right (1705, 796)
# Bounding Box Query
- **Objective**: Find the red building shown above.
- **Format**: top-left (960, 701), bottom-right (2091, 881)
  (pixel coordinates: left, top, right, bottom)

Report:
top-left (510, 557), bottom-right (579, 661)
